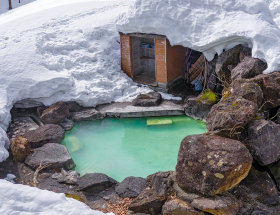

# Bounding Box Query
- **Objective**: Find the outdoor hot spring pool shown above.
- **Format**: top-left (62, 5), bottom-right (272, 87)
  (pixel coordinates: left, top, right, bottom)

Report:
top-left (62, 116), bottom-right (207, 182)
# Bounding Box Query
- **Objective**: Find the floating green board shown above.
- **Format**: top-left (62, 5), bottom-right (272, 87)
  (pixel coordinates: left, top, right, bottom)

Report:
top-left (146, 119), bottom-right (173, 125)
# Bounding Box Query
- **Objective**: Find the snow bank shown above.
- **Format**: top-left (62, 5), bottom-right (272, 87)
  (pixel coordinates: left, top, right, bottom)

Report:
top-left (0, 0), bottom-right (153, 162)
top-left (0, 180), bottom-right (112, 215)
top-left (117, 0), bottom-right (280, 74)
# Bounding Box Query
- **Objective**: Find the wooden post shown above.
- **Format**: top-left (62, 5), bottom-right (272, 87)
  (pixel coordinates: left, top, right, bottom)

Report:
top-left (8, 0), bottom-right (12, 10)
top-left (120, 34), bottom-right (133, 78)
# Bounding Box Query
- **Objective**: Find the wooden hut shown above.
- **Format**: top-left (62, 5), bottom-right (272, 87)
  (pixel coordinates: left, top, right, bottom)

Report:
top-left (120, 33), bottom-right (187, 92)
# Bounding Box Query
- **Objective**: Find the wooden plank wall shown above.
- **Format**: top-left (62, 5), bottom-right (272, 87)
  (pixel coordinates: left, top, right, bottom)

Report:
top-left (120, 35), bottom-right (133, 78)
top-left (189, 54), bottom-right (205, 83)
top-left (166, 40), bottom-right (186, 82)
top-left (155, 38), bottom-right (167, 83)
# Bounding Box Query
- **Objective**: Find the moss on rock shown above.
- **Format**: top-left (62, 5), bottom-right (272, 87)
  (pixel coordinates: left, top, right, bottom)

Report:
top-left (199, 89), bottom-right (219, 104)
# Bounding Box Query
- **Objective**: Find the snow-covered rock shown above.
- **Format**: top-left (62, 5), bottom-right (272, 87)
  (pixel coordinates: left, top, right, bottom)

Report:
top-left (117, 0), bottom-right (280, 74)
top-left (0, 179), bottom-right (113, 215)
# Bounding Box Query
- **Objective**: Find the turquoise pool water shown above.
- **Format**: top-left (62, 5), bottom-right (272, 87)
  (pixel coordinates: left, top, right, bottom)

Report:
top-left (62, 116), bottom-right (207, 182)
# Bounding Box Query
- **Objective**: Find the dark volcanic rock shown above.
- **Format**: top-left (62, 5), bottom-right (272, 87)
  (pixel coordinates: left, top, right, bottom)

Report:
top-left (206, 96), bottom-right (258, 137)
top-left (231, 79), bottom-right (263, 108)
top-left (239, 47), bottom-right (252, 62)
top-left (59, 119), bottom-right (74, 131)
top-left (251, 72), bottom-right (280, 109)
top-left (237, 167), bottom-right (279, 206)
top-left (172, 182), bottom-right (201, 203)
top-left (191, 196), bottom-right (240, 215)
top-left (215, 45), bottom-right (243, 83)
top-left (268, 160), bottom-right (280, 191)
top-left (162, 198), bottom-right (204, 215)
top-left (65, 101), bottom-right (82, 112)
top-left (69, 108), bottom-right (105, 122)
top-left (52, 169), bottom-right (80, 185)
top-left (231, 57), bottom-right (267, 80)
top-left (277, 107), bottom-right (280, 124)
top-left (147, 171), bottom-right (174, 198)
top-left (77, 173), bottom-right (117, 193)
top-left (25, 124), bottom-right (65, 148)
top-left (132, 92), bottom-right (162, 107)
top-left (83, 187), bottom-right (123, 210)
top-left (129, 189), bottom-right (165, 214)
top-left (40, 101), bottom-right (69, 124)
top-left (175, 134), bottom-right (252, 196)
top-left (37, 105), bottom-right (47, 117)
top-left (25, 143), bottom-right (75, 170)
top-left (184, 90), bottom-right (219, 121)
top-left (115, 176), bottom-right (146, 198)
top-left (247, 120), bottom-right (280, 166)
top-left (8, 116), bottom-right (39, 139)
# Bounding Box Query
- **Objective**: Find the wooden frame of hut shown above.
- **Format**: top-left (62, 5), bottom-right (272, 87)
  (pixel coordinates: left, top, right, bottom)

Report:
top-left (120, 33), bottom-right (186, 92)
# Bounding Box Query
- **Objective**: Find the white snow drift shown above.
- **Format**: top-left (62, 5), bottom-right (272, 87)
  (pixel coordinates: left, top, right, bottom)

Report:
top-left (0, 0), bottom-right (152, 162)
top-left (0, 180), bottom-right (113, 215)
top-left (117, 0), bottom-right (280, 74)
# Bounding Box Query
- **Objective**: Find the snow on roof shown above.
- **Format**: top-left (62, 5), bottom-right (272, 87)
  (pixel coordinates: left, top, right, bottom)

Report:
top-left (117, 0), bottom-right (280, 74)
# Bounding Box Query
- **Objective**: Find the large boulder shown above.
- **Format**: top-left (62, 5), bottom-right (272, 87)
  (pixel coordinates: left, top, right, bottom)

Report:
top-left (184, 90), bottom-right (219, 121)
top-left (132, 92), bottom-right (162, 107)
top-left (206, 96), bottom-right (258, 137)
top-left (52, 169), bottom-right (80, 185)
top-left (25, 124), bottom-right (65, 148)
top-left (37, 105), bottom-right (47, 117)
top-left (268, 160), bottom-right (280, 191)
top-left (231, 57), bottom-right (267, 81)
top-left (172, 182), bottom-right (201, 203)
top-left (129, 189), bottom-right (165, 214)
top-left (147, 171), bottom-right (174, 199)
top-left (69, 108), bottom-right (105, 122)
top-left (77, 173), bottom-right (117, 193)
top-left (65, 101), bottom-right (82, 112)
top-left (59, 119), bottom-right (74, 131)
top-left (175, 134), bottom-right (252, 196)
top-left (231, 79), bottom-right (263, 108)
top-left (162, 198), bottom-right (204, 215)
top-left (251, 72), bottom-right (280, 109)
top-left (115, 176), bottom-right (146, 198)
top-left (276, 107), bottom-right (280, 124)
top-left (191, 196), bottom-right (240, 215)
top-left (247, 120), bottom-right (280, 166)
top-left (235, 167), bottom-right (279, 206)
top-left (10, 137), bottom-right (30, 162)
top-left (8, 116), bottom-right (39, 139)
top-left (229, 167), bottom-right (280, 214)
top-left (25, 143), bottom-right (75, 170)
top-left (239, 47), bottom-right (252, 62)
top-left (40, 101), bottom-right (69, 124)
top-left (215, 45), bottom-right (243, 84)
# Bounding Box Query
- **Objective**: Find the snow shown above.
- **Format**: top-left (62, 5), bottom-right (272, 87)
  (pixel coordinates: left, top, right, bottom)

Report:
top-left (0, 179), bottom-right (113, 215)
top-left (0, 0), bottom-right (155, 162)
top-left (4, 174), bottom-right (16, 183)
top-left (160, 92), bottom-right (182, 101)
top-left (117, 0), bottom-right (280, 74)
top-left (0, 0), bottom-right (36, 15)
